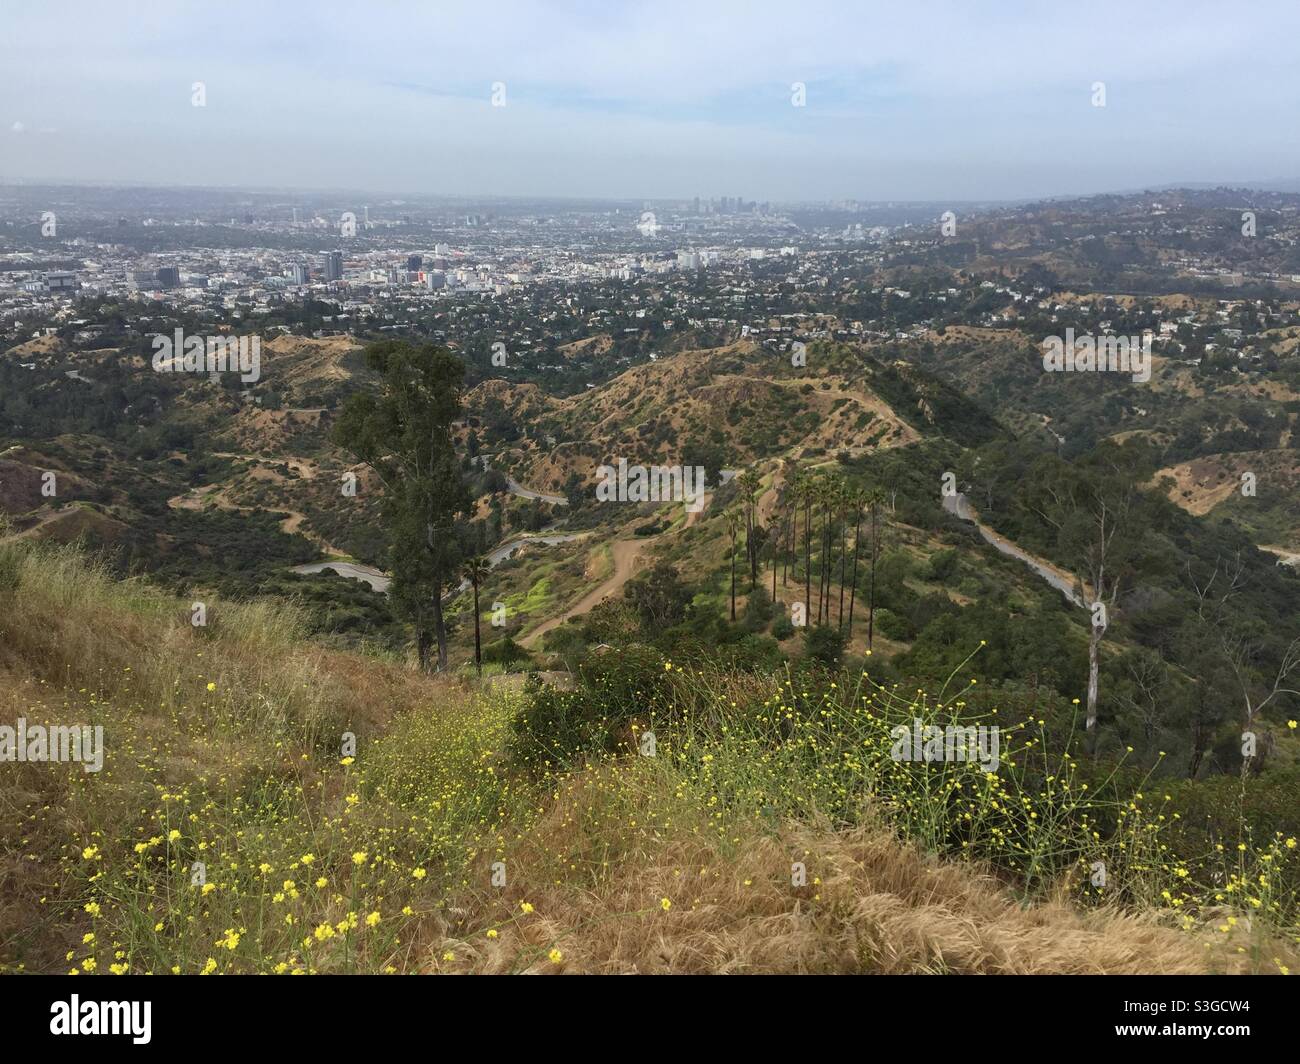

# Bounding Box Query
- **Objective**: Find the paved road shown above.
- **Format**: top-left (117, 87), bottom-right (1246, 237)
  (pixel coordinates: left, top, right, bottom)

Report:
top-left (290, 531), bottom-right (588, 598)
top-left (291, 560), bottom-right (391, 593)
top-left (503, 473), bottom-right (568, 507)
top-left (943, 492), bottom-right (1086, 608)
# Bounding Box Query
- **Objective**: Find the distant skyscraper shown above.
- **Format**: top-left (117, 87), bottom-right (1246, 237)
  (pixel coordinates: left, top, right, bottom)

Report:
top-left (289, 263), bottom-right (310, 285)
top-left (322, 251), bottom-right (343, 282)
top-left (155, 266), bottom-right (180, 288)
top-left (407, 254), bottom-right (422, 272)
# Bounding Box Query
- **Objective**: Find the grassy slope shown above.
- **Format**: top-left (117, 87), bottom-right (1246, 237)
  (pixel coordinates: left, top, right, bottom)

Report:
top-left (0, 539), bottom-right (1292, 974)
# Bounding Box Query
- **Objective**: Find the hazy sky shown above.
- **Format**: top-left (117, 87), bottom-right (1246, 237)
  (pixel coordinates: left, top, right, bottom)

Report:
top-left (4, 0), bottom-right (1298, 202)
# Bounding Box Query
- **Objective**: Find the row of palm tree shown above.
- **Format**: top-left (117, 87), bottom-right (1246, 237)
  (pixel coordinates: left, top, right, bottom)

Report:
top-left (724, 467), bottom-right (888, 648)
top-left (468, 465), bottom-right (891, 675)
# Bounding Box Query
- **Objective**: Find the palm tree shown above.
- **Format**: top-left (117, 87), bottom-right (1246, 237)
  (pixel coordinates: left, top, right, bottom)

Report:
top-left (865, 487), bottom-right (884, 650)
top-left (724, 510), bottom-right (741, 621)
top-left (739, 469), bottom-right (761, 589)
top-left (817, 476), bottom-right (834, 624)
top-left (847, 486), bottom-right (867, 635)
top-left (765, 483), bottom-right (780, 602)
top-left (837, 479), bottom-right (850, 630)
top-left (462, 555), bottom-right (492, 676)
top-left (795, 473), bottom-right (812, 622)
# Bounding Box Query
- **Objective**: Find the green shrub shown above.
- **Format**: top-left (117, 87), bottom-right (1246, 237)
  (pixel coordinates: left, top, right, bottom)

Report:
top-left (803, 624), bottom-right (845, 668)
top-left (874, 607), bottom-right (914, 641)
top-left (741, 586), bottom-right (774, 632)
top-left (482, 635), bottom-right (532, 666)
top-left (508, 645), bottom-right (675, 770)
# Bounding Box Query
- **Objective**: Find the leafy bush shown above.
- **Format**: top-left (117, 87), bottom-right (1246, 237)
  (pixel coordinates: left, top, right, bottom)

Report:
top-left (874, 608), bottom-right (914, 641)
top-left (482, 635), bottom-right (532, 667)
top-left (741, 586), bottom-right (774, 632)
top-left (508, 645), bottom-right (675, 770)
top-left (803, 624), bottom-right (845, 667)
top-left (925, 548), bottom-right (960, 582)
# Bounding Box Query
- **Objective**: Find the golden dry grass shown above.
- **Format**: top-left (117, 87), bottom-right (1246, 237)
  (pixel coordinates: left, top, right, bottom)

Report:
top-left (433, 802), bottom-right (1220, 974)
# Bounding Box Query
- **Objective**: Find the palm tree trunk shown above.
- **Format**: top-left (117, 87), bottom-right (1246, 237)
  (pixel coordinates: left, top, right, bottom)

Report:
top-left (803, 495), bottom-right (811, 621)
top-left (820, 501), bottom-right (831, 624)
top-left (848, 502), bottom-right (861, 635)
top-left (730, 531), bottom-right (737, 621)
top-left (781, 510), bottom-right (788, 587)
top-left (867, 503), bottom-right (878, 650)
top-left (432, 590), bottom-right (449, 672)
top-left (771, 531), bottom-right (777, 599)
top-left (472, 579), bottom-right (482, 676)
top-left (838, 503), bottom-right (847, 630)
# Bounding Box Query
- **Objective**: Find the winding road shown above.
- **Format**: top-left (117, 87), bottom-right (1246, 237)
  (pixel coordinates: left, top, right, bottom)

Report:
top-left (289, 530), bottom-right (589, 597)
top-left (943, 492), bottom-right (1086, 608)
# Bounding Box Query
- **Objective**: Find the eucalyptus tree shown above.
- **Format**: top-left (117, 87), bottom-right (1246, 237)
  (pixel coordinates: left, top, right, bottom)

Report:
top-left (334, 340), bottom-right (471, 672)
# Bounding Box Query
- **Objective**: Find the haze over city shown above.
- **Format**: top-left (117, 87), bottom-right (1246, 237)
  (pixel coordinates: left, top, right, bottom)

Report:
top-left (5, 0), bottom-right (1300, 201)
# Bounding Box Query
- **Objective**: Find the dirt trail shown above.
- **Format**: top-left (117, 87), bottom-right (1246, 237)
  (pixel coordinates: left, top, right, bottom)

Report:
top-left (522, 485), bottom-right (721, 646)
top-left (0, 505), bottom-right (83, 542)
top-left (523, 539), bottom-right (648, 647)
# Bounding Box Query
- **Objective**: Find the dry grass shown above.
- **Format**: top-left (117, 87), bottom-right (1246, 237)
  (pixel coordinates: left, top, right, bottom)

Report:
top-left (431, 788), bottom-right (1219, 974)
top-left (0, 537), bottom-right (422, 741)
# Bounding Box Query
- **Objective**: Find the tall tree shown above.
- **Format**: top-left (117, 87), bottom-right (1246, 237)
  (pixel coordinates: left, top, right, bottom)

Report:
top-left (1028, 458), bottom-right (1144, 738)
top-left (818, 477), bottom-right (834, 624)
top-left (1222, 633), bottom-right (1300, 777)
top-left (837, 479), bottom-right (849, 630)
top-left (463, 555), bottom-right (491, 676)
top-left (866, 486), bottom-right (883, 650)
top-left (847, 486), bottom-right (866, 636)
top-left (799, 474), bottom-right (812, 622)
top-left (724, 509), bottom-right (740, 621)
top-left (333, 340), bottom-right (471, 672)
top-left (739, 469), bottom-right (761, 589)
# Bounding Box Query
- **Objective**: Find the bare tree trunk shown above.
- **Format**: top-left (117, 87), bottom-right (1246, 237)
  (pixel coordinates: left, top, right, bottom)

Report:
top-left (1085, 623), bottom-right (1103, 731)
top-left (781, 511), bottom-right (788, 587)
top-left (804, 496), bottom-right (811, 621)
top-left (820, 502), bottom-right (831, 624)
top-left (431, 588), bottom-right (449, 672)
top-left (730, 530), bottom-right (737, 621)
